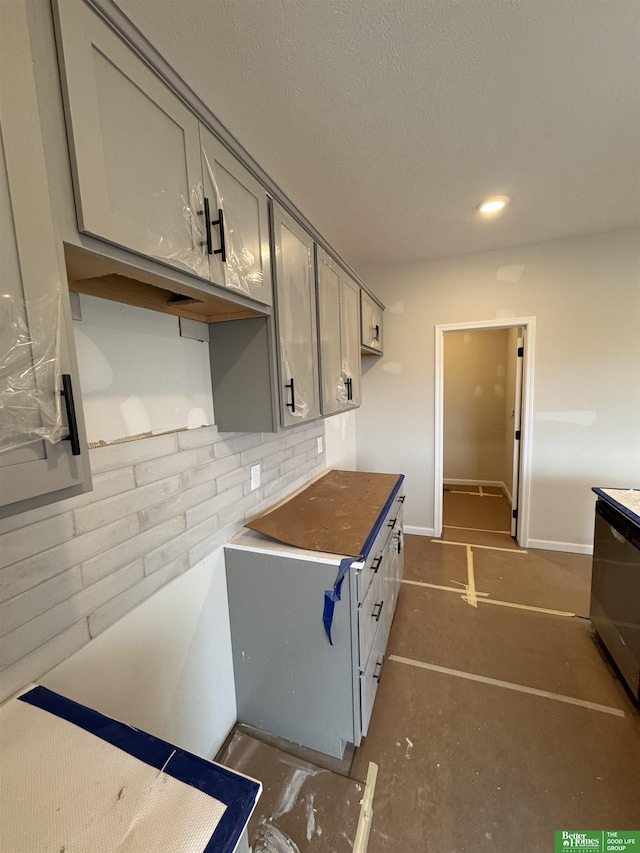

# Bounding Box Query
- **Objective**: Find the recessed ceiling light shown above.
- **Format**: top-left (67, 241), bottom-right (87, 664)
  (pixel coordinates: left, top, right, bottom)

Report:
top-left (478, 196), bottom-right (510, 215)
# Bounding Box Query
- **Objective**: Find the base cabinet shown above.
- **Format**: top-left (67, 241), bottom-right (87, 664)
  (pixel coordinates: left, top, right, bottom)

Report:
top-left (224, 475), bottom-right (404, 758)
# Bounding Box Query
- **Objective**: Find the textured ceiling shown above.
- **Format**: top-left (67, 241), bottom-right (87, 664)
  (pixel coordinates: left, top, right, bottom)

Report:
top-left (115, 0), bottom-right (640, 271)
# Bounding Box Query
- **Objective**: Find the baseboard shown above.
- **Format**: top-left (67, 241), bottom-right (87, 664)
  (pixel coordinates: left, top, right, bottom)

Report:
top-left (502, 482), bottom-right (513, 503)
top-left (527, 539), bottom-right (593, 556)
top-left (404, 526), bottom-right (436, 537)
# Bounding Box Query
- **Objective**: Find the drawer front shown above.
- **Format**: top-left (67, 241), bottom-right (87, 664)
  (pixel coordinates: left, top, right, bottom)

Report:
top-left (360, 622), bottom-right (385, 737)
top-left (356, 487), bottom-right (404, 604)
top-left (358, 566), bottom-right (384, 666)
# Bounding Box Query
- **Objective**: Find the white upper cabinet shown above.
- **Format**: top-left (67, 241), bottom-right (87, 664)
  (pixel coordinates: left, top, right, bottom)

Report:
top-left (316, 247), bottom-right (361, 415)
top-left (272, 203), bottom-right (320, 427)
top-left (199, 127), bottom-right (272, 305)
top-left (361, 290), bottom-right (384, 354)
top-left (53, 0), bottom-right (208, 280)
top-left (0, 0), bottom-right (90, 517)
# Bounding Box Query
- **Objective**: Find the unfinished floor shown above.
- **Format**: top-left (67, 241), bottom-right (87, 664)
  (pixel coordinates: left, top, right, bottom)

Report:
top-left (220, 490), bottom-right (640, 851)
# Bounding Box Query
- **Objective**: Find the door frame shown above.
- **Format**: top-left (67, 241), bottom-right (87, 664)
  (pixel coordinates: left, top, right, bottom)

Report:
top-left (434, 316), bottom-right (536, 547)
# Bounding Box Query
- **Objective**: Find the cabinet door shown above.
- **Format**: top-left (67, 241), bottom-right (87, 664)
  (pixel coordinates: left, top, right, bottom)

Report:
top-left (53, 0), bottom-right (207, 279)
top-left (361, 290), bottom-right (383, 353)
top-left (341, 274), bottom-right (362, 408)
top-left (0, 0), bottom-right (90, 516)
top-left (200, 127), bottom-right (272, 305)
top-left (272, 203), bottom-right (320, 427)
top-left (316, 247), bottom-right (344, 416)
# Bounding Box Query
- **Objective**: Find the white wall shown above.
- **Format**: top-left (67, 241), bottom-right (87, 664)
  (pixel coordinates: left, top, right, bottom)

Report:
top-left (357, 229), bottom-right (640, 551)
top-left (324, 411), bottom-right (357, 470)
top-left (74, 296), bottom-right (214, 442)
top-left (42, 549), bottom-right (234, 758)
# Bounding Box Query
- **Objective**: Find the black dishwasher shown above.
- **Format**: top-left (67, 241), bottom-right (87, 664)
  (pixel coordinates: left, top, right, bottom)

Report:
top-left (591, 497), bottom-right (640, 700)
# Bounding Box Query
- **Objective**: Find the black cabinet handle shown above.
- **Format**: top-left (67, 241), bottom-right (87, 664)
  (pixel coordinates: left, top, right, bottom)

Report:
top-left (285, 377), bottom-right (296, 413)
top-left (374, 324), bottom-right (380, 342)
top-left (60, 373), bottom-right (81, 456)
top-left (371, 555), bottom-right (383, 574)
top-left (346, 377), bottom-right (353, 401)
top-left (372, 600), bottom-right (384, 622)
top-left (373, 656), bottom-right (385, 682)
top-left (397, 495), bottom-right (406, 504)
top-left (211, 207), bottom-right (227, 262)
top-left (388, 517), bottom-right (397, 529)
top-left (200, 196), bottom-right (213, 255)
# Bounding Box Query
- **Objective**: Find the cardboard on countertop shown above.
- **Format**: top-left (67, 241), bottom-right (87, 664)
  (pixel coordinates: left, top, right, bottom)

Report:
top-left (246, 469), bottom-right (402, 556)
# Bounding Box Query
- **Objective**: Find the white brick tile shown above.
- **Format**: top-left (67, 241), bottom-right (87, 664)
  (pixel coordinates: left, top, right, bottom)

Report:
top-left (216, 467), bottom-right (249, 494)
top-left (240, 441), bottom-right (276, 466)
top-left (81, 517), bottom-right (185, 586)
top-left (280, 454), bottom-right (310, 476)
top-left (0, 514), bottom-right (75, 570)
top-left (0, 561), bottom-right (143, 668)
top-left (90, 433), bottom-right (178, 474)
top-left (292, 438), bottom-right (318, 458)
top-left (139, 479), bottom-right (216, 531)
top-left (0, 568), bottom-right (83, 637)
top-left (218, 491), bottom-right (259, 528)
top-left (177, 425), bottom-right (221, 450)
top-left (182, 455), bottom-right (239, 490)
top-left (188, 521), bottom-right (239, 567)
top-left (242, 466), bottom-right (279, 496)
top-left (279, 429), bottom-right (310, 450)
top-left (0, 515), bottom-right (140, 603)
top-left (186, 514), bottom-right (221, 550)
top-left (144, 528), bottom-right (192, 575)
top-left (262, 468), bottom-right (310, 500)
top-left (0, 621), bottom-right (90, 704)
top-left (262, 447), bottom-right (293, 471)
top-left (213, 433), bottom-right (259, 459)
top-left (74, 475), bottom-right (182, 535)
top-left (134, 445), bottom-right (214, 486)
top-left (185, 484), bottom-right (244, 529)
top-left (88, 555), bottom-right (189, 638)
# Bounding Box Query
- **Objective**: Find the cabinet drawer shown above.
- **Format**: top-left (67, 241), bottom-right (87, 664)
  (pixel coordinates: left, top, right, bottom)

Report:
top-left (360, 622), bottom-right (385, 737)
top-left (358, 567), bottom-right (384, 667)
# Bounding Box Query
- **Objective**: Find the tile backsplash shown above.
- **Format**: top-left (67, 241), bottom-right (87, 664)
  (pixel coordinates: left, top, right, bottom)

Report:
top-left (0, 422), bottom-right (325, 701)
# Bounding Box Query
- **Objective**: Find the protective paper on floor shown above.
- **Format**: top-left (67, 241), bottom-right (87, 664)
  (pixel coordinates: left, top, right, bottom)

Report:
top-left (246, 469), bottom-right (402, 556)
top-left (0, 699), bottom-right (227, 852)
top-left (218, 729), bottom-right (363, 852)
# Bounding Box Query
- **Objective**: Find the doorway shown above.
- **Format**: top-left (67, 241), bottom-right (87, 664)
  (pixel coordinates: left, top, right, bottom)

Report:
top-left (434, 317), bottom-right (535, 547)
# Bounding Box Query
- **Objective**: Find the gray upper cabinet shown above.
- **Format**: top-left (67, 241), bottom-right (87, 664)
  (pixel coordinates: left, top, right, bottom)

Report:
top-left (341, 272), bottom-right (362, 406)
top-left (361, 289), bottom-right (384, 354)
top-left (53, 0), bottom-right (208, 280)
top-left (0, 0), bottom-right (90, 518)
top-left (316, 248), bottom-right (361, 415)
top-left (199, 127), bottom-right (272, 305)
top-left (272, 202), bottom-right (320, 427)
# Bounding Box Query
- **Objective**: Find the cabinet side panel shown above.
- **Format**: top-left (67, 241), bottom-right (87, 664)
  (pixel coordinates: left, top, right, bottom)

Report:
top-left (208, 317), bottom-right (278, 433)
top-left (225, 548), bottom-right (355, 758)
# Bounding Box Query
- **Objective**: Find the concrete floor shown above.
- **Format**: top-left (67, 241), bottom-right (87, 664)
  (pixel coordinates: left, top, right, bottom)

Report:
top-left (220, 490), bottom-right (640, 851)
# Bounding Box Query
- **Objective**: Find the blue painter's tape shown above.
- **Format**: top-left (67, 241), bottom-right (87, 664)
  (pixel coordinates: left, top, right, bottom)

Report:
top-left (323, 556), bottom-right (356, 644)
top-left (323, 473), bottom-right (405, 644)
top-left (18, 686), bottom-right (259, 853)
top-left (360, 474), bottom-right (405, 560)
